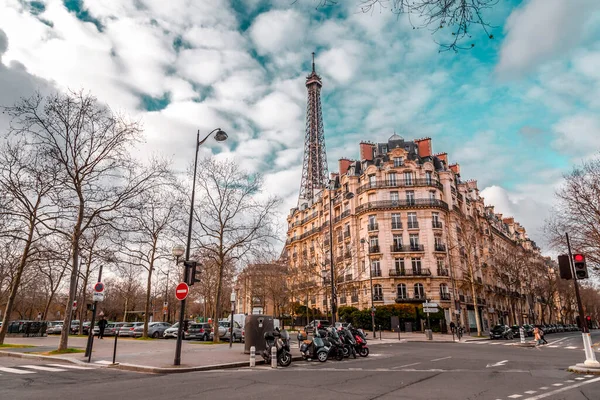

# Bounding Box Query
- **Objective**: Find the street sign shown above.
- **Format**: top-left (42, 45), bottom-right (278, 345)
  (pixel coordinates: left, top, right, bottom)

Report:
top-left (92, 292), bottom-right (104, 302)
top-left (423, 307), bottom-right (439, 313)
top-left (72, 300), bottom-right (77, 311)
top-left (423, 302), bottom-right (438, 308)
top-left (94, 282), bottom-right (105, 293)
top-left (175, 282), bottom-right (189, 301)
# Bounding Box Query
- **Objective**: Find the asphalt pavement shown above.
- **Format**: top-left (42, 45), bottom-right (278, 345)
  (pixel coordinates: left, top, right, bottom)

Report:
top-left (1, 330), bottom-right (598, 400)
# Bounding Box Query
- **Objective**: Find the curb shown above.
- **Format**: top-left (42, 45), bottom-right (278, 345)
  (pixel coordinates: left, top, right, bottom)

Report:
top-left (111, 355), bottom-right (305, 374)
top-left (0, 350), bottom-right (100, 367)
top-left (568, 364), bottom-right (600, 375)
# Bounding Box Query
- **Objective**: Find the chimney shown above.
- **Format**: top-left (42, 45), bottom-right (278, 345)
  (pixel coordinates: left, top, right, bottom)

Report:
top-left (449, 163), bottom-right (460, 175)
top-left (502, 217), bottom-right (514, 225)
top-left (466, 180), bottom-right (478, 190)
top-left (330, 172), bottom-right (339, 180)
top-left (338, 158), bottom-right (352, 176)
top-left (360, 142), bottom-right (374, 161)
top-left (415, 137), bottom-right (432, 158)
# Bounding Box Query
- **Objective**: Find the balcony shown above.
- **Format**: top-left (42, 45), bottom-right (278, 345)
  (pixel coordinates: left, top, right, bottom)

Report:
top-left (356, 178), bottom-right (444, 194)
top-left (388, 268), bottom-right (431, 277)
top-left (391, 222), bottom-right (402, 230)
top-left (368, 223), bottom-right (379, 231)
top-left (351, 295), bottom-right (359, 303)
top-left (340, 209), bottom-right (350, 219)
top-left (373, 295), bottom-right (384, 302)
top-left (343, 230), bottom-right (351, 239)
top-left (355, 199), bottom-right (449, 214)
top-left (336, 234), bottom-right (343, 243)
top-left (440, 293), bottom-right (451, 300)
top-left (437, 268), bottom-right (449, 276)
top-left (434, 244), bottom-right (446, 252)
top-left (432, 220), bottom-right (443, 229)
top-left (390, 244), bottom-right (424, 253)
top-left (368, 245), bottom-right (381, 254)
top-left (407, 221), bottom-right (419, 229)
top-left (372, 269), bottom-right (382, 277)
top-left (395, 295), bottom-right (426, 303)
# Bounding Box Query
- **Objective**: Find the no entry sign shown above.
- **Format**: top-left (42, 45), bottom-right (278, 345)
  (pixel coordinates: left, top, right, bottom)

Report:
top-left (175, 282), bottom-right (189, 301)
top-left (94, 282), bottom-right (105, 293)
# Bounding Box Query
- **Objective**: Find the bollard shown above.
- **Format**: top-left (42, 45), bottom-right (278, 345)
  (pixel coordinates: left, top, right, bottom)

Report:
top-left (250, 346), bottom-right (256, 367)
top-left (271, 346), bottom-right (277, 368)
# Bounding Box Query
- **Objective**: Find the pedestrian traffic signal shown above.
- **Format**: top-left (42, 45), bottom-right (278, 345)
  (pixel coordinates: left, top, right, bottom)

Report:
top-left (184, 260), bottom-right (201, 286)
top-left (573, 253), bottom-right (588, 280)
top-left (558, 254), bottom-right (572, 280)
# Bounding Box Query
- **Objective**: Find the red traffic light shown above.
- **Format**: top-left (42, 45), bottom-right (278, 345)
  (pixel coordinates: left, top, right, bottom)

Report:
top-left (574, 254), bottom-right (585, 262)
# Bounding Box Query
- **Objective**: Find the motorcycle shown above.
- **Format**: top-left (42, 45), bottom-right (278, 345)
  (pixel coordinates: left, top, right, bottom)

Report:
top-left (338, 327), bottom-right (357, 359)
top-left (322, 327), bottom-right (345, 361)
top-left (262, 328), bottom-right (292, 367)
top-left (298, 329), bottom-right (329, 362)
top-left (349, 325), bottom-right (369, 357)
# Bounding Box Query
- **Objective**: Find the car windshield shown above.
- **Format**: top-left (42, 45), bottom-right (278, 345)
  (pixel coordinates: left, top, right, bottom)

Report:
top-left (492, 325), bottom-right (505, 331)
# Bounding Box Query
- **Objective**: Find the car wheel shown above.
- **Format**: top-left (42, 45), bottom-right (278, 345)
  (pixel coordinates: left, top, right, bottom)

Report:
top-left (152, 331), bottom-right (159, 338)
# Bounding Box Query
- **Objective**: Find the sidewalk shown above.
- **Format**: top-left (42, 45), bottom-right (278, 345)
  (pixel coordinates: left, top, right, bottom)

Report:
top-left (367, 330), bottom-right (487, 342)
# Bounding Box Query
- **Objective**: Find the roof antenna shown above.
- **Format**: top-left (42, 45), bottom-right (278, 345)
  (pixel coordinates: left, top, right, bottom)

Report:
top-left (312, 52), bottom-right (315, 73)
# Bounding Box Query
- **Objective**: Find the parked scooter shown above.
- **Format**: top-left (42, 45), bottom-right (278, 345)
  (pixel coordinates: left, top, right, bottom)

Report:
top-left (298, 329), bottom-right (329, 362)
top-left (349, 324), bottom-right (369, 357)
top-left (322, 327), bottom-right (345, 361)
top-left (262, 328), bottom-right (292, 367)
top-left (339, 326), bottom-right (357, 359)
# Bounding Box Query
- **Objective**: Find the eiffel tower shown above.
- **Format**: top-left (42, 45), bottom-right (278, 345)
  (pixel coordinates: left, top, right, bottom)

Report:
top-left (298, 53), bottom-right (329, 204)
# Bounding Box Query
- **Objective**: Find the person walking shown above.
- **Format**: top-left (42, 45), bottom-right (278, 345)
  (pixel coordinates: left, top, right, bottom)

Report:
top-left (533, 326), bottom-right (541, 345)
top-left (97, 316), bottom-right (107, 339)
top-left (539, 327), bottom-right (548, 344)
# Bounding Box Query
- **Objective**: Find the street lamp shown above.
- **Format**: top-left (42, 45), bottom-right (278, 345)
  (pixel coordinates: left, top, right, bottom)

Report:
top-left (361, 237), bottom-right (376, 338)
top-left (327, 187), bottom-right (354, 325)
top-left (174, 128), bottom-right (228, 366)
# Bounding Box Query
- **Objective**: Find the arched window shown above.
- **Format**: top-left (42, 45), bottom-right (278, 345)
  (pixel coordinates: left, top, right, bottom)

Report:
top-left (397, 284), bottom-right (407, 299)
top-left (373, 284), bottom-right (383, 301)
top-left (414, 283), bottom-right (424, 299)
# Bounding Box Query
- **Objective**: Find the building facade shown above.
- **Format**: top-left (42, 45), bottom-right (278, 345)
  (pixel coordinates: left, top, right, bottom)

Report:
top-left (284, 135), bottom-right (551, 332)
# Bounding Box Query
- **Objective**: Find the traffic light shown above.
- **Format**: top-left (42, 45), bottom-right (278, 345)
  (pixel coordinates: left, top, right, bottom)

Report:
top-left (184, 260), bottom-right (200, 286)
top-left (558, 254), bottom-right (572, 280)
top-left (573, 253), bottom-right (588, 280)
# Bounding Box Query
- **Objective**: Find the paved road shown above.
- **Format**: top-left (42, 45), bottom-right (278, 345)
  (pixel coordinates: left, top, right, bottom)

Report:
top-left (1, 331), bottom-right (598, 400)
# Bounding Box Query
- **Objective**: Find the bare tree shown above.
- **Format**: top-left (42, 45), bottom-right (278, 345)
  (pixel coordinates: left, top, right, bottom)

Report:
top-left (490, 246), bottom-right (529, 325)
top-left (192, 158), bottom-right (281, 342)
top-left (3, 90), bottom-right (169, 350)
top-left (0, 138), bottom-right (58, 344)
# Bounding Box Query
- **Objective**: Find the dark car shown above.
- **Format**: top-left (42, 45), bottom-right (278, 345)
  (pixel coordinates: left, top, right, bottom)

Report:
top-left (305, 320), bottom-right (331, 334)
top-left (490, 324), bottom-right (514, 340)
top-left (511, 324), bottom-right (533, 337)
top-left (187, 323), bottom-right (212, 341)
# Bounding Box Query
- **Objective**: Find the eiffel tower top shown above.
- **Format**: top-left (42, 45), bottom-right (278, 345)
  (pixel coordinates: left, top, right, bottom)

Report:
top-left (306, 52), bottom-right (322, 86)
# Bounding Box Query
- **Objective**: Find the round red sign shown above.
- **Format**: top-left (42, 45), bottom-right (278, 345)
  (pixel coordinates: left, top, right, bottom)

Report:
top-left (94, 282), bottom-right (104, 293)
top-left (175, 282), bottom-right (189, 301)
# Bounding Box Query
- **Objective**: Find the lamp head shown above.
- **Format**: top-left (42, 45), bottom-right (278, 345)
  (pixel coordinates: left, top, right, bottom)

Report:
top-left (214, 129), bottom-right (228, 142)
top-left (344, 192), bottom-right (355, 200)
top-left (172, 245), bottom-right (185, 258)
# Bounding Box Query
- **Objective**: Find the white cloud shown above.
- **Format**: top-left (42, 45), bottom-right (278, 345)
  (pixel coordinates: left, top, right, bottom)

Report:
top-left (249, 9), bottom-right (308, 56)
top-left (496, 0), bottom-right (600, 76)
top-left (552, 114), bottom-right (600, 157)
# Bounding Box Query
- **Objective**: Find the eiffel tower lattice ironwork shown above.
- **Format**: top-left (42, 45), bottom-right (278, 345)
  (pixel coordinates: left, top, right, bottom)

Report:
top-left (298, 53), bottom-right (329, 203)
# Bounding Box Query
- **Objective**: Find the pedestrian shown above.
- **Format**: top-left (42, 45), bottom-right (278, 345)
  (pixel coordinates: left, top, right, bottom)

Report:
top-left (540, 327), bottom-right (548, 344)
top-left (533, 326), bottom-right (541, 345)
top-left (450, 321), bottom-right (456, 333)
top-left (98, 316), bottom-right (107, 339)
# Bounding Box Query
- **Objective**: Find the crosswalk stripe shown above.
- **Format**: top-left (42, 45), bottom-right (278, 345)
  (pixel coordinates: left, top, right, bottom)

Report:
top-left (94, 360), bottom-right (113, 365)
top-left (21, 365), bottom-right (67, 372)
top-left (0, 366), bottom-right (35, 374)
top-left (565, 346), bottom-right (577, 349)
top-left (46, 363), bottom-right (93, 370)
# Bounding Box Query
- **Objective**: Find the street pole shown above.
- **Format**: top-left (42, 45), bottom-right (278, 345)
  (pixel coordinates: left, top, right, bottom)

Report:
top-left (566, 233), bottom-right (599, 367)
top-left (328, 190), bottom-right (336, 325)
top-left (163, 269), bottom-right (169, 322)
top-left (229, 292), bottom-right (236, 348)
top-left (370, 260), bottom-right (376, 338)
top-left (85, 264), bottom-right (103, 361)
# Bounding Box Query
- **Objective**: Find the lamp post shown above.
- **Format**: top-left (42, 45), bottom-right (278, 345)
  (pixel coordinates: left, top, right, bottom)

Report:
top-left (361, 238), bottom-right (376, 337)
top-left (327, 187), bottom-right (354, 325)
top-left (229, 291), bottom-right (236, 348)
top-left (174, 128), bottom-right (228, 366)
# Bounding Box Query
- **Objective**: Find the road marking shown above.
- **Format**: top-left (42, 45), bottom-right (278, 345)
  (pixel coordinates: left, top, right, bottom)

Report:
top-left (548, 346), bottom-right (559, 348)
top-left (585, 375), bottom-right (594, 378)
top-left (0, 367), bottom-right (35, 374)
top-left (392, 362), bottom-right (421, 369)
top-left (503, 343), bottom-right (514, 346)
top-left (538, 387), bottom-right (549, 390)
top-left (508, 395), bottom-right (522, 398)
top-left (486, 360), bottom-right (508, 368)
top-left (551, 383), bottom-right (563, 386)
top-left (47, 363), bottom-right (93, 370)
top-left (564, 380), bottom-right (575, 383)
top-left (548, 337), bottom-right (569, 346)
top-left (524, 391), bottom-right (537, 394)
top-left (430, 356), bottom-right (452, 362)
top-left (489, 342), bottom-right (502, 345)
top-left (575, 377), bottom-right (585, 380)
top-left (523, 376), bottom-right (600, 400)
top-left (21, 365), bottom-right (67, 372)
top-left (565, 346), bottom-right (577, 349)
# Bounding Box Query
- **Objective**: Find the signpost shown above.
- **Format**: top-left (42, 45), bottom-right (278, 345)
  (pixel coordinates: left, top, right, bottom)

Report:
top-left (175, 282), bottom-right (189, 301)
top-left (423, 307), bottom-right (439, 313)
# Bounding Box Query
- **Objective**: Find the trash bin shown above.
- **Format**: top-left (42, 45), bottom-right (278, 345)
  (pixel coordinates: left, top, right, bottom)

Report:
top-left (405, 322), bottom-right (412, 333)
top-left (425, 329), bottom-right (433, 340)
top-left (243, 315), bottom-right (274, 354)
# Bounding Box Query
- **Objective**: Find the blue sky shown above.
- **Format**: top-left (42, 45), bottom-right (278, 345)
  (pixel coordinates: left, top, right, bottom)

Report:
top-left (1, 0), bottom-right (600, 251)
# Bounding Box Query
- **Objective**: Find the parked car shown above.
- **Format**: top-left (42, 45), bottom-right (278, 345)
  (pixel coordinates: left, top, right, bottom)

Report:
top-left (187, 323), bottom-right (212, 341)
top-left (163, 322), bottom-right (180, 339)
top-left (119, 322), bottom-right (144, 337)
top-left (305, 320), bottom-right (331, 333)
top-left (132, 322), bottom-right (171, 338)
top-left (490, 324), bottom-right (514, 340)
top-left (103, 322), bottom-right (126, 336)
top-left (219, 321), bottom-right (243, 342)
top-left (70, 320), bottom-right (80, 334)
top-left (510, 325), bottom-right (533, 337)
top-left (82, 321), bottom-right (91, 335)
top-left (46, 321), bottom-right (64, 335)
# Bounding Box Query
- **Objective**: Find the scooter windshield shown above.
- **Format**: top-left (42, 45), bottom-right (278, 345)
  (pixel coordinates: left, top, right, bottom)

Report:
top-left (313, 337), bottom-right (324, 347)
top-left (280, 330), bottom-right (290, 340)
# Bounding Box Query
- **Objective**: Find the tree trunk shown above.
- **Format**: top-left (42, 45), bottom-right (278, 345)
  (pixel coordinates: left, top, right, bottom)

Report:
top-left (78, 258), bottom-right (91, 335)
top-left (143, 242), bottom-right (157, 338)
top-left (213, 255), bottom-right (225, 343)
top-left (0, 220), bottom-right (36, 344)
top-left (470, 280), bottom-right (482, 336)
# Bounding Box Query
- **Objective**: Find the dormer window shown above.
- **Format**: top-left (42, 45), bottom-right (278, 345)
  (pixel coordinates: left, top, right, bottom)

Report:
top-left (394, 157), bottom-right (404, 167)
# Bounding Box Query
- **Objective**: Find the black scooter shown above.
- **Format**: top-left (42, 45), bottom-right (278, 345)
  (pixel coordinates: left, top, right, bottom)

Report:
top-left (339, 327), bottom-right (357, 359)
top-left (262, 329), bottom-right (292, 367)
top-left (298, 330), bottom-right (329, 362)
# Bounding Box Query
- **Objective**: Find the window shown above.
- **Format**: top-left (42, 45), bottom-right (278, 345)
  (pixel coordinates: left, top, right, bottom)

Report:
top-left (404, 171), bottom-right (413, 185)
top-left (368, 215), bottom-right (377, 231)
top-left (409, 234), bottom-right (419, 248)
top-left (437, 259), bottom-right (445, 273)
top-left (381, 145), bottom-right (388, 154)
top-left (394, 258), bottom-right (405, 273)
top-left (406, 190), bottom-right (415, 204)
top-left (407, 212), bottom-right (418, 229)
top-left (371, 259), bottom-right (381, 277)
top-left (411, 257), bottom-right (422, 274)
top-left (394, 157), bottom-right (404, 167)
top-left (434, 236), bottom-right (444, 250)
top-left (369, 174), bottom-right (376, 186)
top-left (368, 193), bottom-right (376, 202)
top-left (361, 260), bottom-right (366, 273)
top-left (373, 284), bottom-right (383, 300)
top-left (391, 213), bottom-right (402, 229)
top-left (432, 212), bottom-right (439, 223)
top-left (414, 283), bottom-right (424, 299)
top-left (397, 284), bottom-right (407, 299)
top-left (425, 171), bottom-right (433, 185)
top-left (390, 191), bottom-right (399, 202)
top-left (429, 191), bottom-right (436, 200)
top-left (388, 172), bottom-right (397, 186)
top-left (440, 283), bottom-right (449, 294)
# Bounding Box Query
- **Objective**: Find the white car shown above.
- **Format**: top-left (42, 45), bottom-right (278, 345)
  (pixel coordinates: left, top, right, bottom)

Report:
top-left (163, 322), bottom-right (180, 339)
top-left (46, 321), bottom-right (63, 334)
